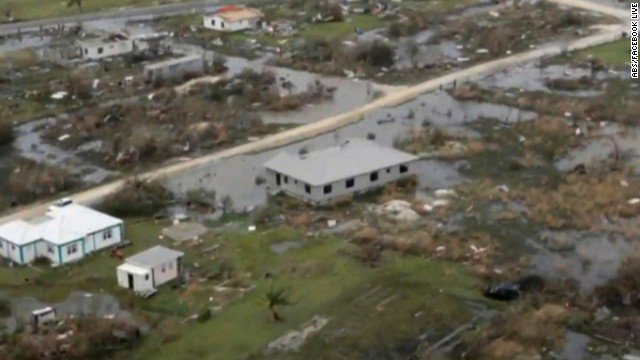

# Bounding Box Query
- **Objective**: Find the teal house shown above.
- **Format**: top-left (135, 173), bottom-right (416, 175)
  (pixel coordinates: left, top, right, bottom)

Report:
top-left (0, 202), bottom-right (124, 265)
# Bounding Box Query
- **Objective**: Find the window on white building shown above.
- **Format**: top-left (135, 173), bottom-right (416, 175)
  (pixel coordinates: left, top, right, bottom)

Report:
top-left (47, 245), bottom-right (54, 254)
top-left (346, 178), bottom-right (355, 188)
top-left (370, 171), bottom-right (379, 182)
top-left (161, 265), bottom-right (166, 273)
top-left (67, 243), bottom-right (78, 255)
top-left (103, 229), bottom-right (113, 240)
top-left (97, 47), bottom-right (104, 54)
top-left (323, 185), bottom-right (332, 194)
top-left (400, 164), bottom-right (409, 173)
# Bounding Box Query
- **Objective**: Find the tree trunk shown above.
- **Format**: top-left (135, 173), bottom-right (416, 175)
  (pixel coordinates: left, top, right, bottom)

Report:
top-left (270, 308), bottom-right (283, 322)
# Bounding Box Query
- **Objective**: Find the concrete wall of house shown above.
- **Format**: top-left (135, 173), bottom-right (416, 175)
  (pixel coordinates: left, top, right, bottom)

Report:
top-left (35, 240), bottom-right (58, 263)
top-left (59, 239), bottom-right (85, 264)
top-left (81, 40), bottom-right (134, 61)
top-left (144, 57), bottom-right (204, 83)
top-left (151, 258), bottom-right (180, 287)
top-left (267, 161), bottom-right (415, 205)
top-left (0, 238), bottom-right (9, 259)
top-left (117, 267), bottom-right (153, 291)
top-left (21, 242), bottom-right (36, 264)
top-left (7, 242), bottom-right (20, 264)
top-left (203, 15), bottom-right (262, 32)
top-left (91, 225), bottom-right (123, 252)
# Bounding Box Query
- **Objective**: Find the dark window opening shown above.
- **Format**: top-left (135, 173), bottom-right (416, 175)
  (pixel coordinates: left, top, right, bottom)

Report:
top-left (400, 164), bottom-right (409, 173)
top-left (386, 168), bottom-right (391, 173)
top-left (346, 178), bottom-right (355, 188)
top-left (284, 176), bottom-right (289, 184)
top-left (370, 172), bottom-right (379, 182)
top-left (305, 184), bottom-right (311, 194)
top-left (97, 47), bottom-right (104, 54)
top-left (323, 185), bottom-right (332, 194)
top-left (211, 19), bottom-right (215, 26)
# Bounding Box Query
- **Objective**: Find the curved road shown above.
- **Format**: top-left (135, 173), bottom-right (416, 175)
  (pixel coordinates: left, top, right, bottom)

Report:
top-left (0, 0), bottom-right (629, 224)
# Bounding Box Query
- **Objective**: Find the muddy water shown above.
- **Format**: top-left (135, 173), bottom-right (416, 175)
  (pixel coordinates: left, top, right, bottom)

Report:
top-left (556, 127), bottom-right (640, 174)
top-left (164, 90), bottom-right (534, 211)
top-left (199, 52), bottom-right (377, 125)
top-left (13, 118), bottom-right (116, 183)
top-left (482, 62), bottom-right (619, 96)
top-left (395, 29), bottom-right (461, 69)
top-left (529, 231), bottom-right (640, 293)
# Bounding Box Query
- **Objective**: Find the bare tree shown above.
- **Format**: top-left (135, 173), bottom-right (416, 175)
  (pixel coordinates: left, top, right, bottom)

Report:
top-left (67, 0), bottom-right (82, 12)
top-left (3, 2), bottom-right (15, 21)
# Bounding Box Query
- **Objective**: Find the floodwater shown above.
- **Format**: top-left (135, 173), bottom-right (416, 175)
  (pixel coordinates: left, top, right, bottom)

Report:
top-left (394, 29), bottom-right (461, 69)
top-left (2, 291), bottom-right (134, 334)
top-left (556, 127), bottom-right (640, 174)
top-left (164, 89), bottom-right (535, 212)
top-left (529, 230), bottom-right (640, 293)
top-left (13, 118), bottom-right (116, 183)
top-left (482, 62), bottom-right (619, 96)
top-left (199, 51), bottom-right (377, 125)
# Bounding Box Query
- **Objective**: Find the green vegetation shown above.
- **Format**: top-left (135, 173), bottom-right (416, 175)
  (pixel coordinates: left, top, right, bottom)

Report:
top-left (0, 214), bottom-right (484, 359)
top-left (300, 14), bottom-right (387, 39)
top-left (573, 39), bottom-right (630, 65)
top-left (0, 0), bottom-right (185, 21)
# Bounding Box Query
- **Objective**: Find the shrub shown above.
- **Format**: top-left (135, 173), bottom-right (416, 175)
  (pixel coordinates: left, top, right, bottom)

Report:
top-left (354, 41), bottom-right (394, 68)
top-left (99, 178), bottom-right (172, 217)
top-left (0, 118), bottom-right (13, 146)
top-left (197, 307), bottom-right (212, 323)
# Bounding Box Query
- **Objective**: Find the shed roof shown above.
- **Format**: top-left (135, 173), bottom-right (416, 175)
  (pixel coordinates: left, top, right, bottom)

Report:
top-left (117, 263), bottom-right (150, 276)
top-left (125, 246), bottom-right (184, 269)
top-left (264, 139), bottom-right (418, 186)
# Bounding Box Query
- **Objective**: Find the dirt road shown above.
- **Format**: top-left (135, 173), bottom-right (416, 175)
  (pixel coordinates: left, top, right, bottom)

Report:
top-left (0, 0), bottom-right (628, 224)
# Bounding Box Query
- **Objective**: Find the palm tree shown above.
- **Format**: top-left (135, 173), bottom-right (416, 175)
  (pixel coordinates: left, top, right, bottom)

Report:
top-left (264, 286), bottom-right (293, 322)
top-left (67, 0), bottom-right (82, 12)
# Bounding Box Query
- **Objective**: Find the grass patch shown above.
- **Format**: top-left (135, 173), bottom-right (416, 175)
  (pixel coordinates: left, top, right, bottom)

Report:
top-left (572, 40), bottom-right (630, 66)
top-left (0, 0), bottom-right (186, 21)
top-left (300, 15), bottom-right (387, 39)
top-left (0, 215), bottom-right (485, 359)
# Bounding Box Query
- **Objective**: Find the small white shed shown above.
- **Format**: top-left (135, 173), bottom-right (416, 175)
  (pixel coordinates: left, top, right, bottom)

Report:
top-left (117, 246), bottom-right (184, 292)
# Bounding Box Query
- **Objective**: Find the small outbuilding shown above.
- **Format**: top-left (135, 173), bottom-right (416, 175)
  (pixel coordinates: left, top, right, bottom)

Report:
top-left (116, 246), bottom-right (184, 293)
top-left (203, 6), bottom-right (265, 32)
top-left (264, 139), bottom-right (418, 205)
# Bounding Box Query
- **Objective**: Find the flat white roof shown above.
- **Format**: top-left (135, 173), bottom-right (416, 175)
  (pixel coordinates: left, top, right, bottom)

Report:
top-left (264, 139), bottom-right (418, 186)
top-left (125, 246), bottom-right (184, 269)
top-left (117, 263), bottom-right (150, 276)
top-left (0, 204), bottom-right (122, 246)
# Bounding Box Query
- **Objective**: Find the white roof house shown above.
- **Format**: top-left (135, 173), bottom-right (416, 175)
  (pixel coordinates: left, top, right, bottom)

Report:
top-left (264, 139), bottom-right (418, 205)
top-left (203, 7), bottom-right (265, 32)
top-left (76, 34), bottom-right (135, 61)
top-left (117, 246), bottom-right (184, 293)
top-left (0, 203), bottom-right (124, 265)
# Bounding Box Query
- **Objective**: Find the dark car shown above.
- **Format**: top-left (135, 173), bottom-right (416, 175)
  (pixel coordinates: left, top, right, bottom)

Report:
top-left (484, 282), bottom-right (521, 301)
